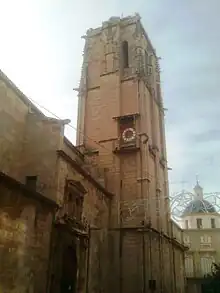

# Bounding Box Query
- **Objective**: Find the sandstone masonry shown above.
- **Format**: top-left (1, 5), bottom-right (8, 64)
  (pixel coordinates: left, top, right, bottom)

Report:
top-left (76, 14), bottom-right (187, 293)
top-left (0, 70), bottom-right (111, 293)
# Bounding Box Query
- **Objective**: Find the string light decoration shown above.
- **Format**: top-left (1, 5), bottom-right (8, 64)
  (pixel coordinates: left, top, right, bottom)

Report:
top-left (170, 190), bottom-right (220, 222)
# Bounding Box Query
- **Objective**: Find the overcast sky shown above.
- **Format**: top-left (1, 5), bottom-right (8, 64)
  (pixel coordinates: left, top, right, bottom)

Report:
top-left (1, 0), bottom-right (220, 195)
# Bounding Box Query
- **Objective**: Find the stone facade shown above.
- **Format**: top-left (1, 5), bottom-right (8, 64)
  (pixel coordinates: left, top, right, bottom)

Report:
top-left (184, 228), bottom-right (220, 293)
top-left (77, 14), bottom-right (186, 293)
top-left (0, 70), bottom-right (112, 293)
top-left (180, 184), bottom-right (220, 293)
top-left (0, 172), bottom-right (55, 293)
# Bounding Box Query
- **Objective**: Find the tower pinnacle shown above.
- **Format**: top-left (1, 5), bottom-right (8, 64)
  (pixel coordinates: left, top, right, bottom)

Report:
top-left (193, 175), bottom-right (204, 200)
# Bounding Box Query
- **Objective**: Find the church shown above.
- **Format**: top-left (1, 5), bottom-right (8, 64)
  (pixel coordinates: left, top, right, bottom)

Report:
top-left (0, 13), bottom-right (187, 293)
top-left (180, 181), bottom-right (220, 293)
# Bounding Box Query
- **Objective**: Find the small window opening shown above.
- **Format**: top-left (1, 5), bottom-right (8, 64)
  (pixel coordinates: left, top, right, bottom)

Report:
top-left (185, 220), bottom-right (189, 229)
top-left (148, 66), bottom-right (153, 75)
top-left (148, 54), bottom-right (153, 66)
top-left (26, 176), bottom-right (37, 191)
top-left (76, 197), bottom-right (82, 220)
top-left (211, 218), bottom-right (216, 228)
top-left (149, 280), bottom-right (156, 291)
top-left (120, 115), bottom-right (134, 125)
top-left (68, 193), bottom-right (73, 202)
top-left (122, 41), bottom-right (129, 68)
top-left (145, 51), bottom-right (148, 67)
top-left (197, 218), bottom-right (202, 229)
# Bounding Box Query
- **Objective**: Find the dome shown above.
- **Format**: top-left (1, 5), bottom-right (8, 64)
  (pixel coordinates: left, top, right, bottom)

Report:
top-left (182, 199), bottom-right (216, 217)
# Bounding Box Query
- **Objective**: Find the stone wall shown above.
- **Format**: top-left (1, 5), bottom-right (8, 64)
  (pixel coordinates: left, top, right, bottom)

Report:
top-left (0, 76), bottom-right (29, 179)
top-left (55, 142), bottom-right (111, 293)
top-left (0, 178), bottom-right (54, 293)
top-left (77, 15), bottom-right (171, 234)
top-left (76, 15), bottom-right (186, 293)
top-left (88, 227), bottom-right (185, 293)
top-left (0, 69), bottom-right (114, 293)
top-left (0, 71), bottom-right (65, 203)
top-left (56, 146), bottom-right (110, 227)
top-left (18, 113), bottom-right (64, 201)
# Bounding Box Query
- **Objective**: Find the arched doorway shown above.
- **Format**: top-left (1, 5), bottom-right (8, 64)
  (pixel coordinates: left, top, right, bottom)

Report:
top-left (60, 245), bottom-right (77, 293)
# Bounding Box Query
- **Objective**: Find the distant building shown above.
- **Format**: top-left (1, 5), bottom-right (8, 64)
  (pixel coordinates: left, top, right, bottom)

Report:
top-left (181, 182), bottom-right (220, 293)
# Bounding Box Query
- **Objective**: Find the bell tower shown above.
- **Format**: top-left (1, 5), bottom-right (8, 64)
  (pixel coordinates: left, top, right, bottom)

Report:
top-left (77, 13), bottom-right (169, 230)
top-left (76, 14), bottom-right (185, 293)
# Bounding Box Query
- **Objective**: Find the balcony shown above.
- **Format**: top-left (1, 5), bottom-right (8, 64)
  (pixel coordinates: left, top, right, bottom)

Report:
top-left (200, 243), bottom-right (215, 251)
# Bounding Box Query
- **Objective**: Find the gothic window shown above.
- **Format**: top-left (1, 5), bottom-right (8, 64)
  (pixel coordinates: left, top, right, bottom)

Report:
top-left (66, 192), bottom-right (83, 221)
top-left (197, 218), bottom-right (202, 229)
top-left (75, 197), bottom-right (82, 221)
top-left (148, 54), bottom-right (153, 66)
top-left (64, 180), bottom-right (85, 221)
top-left (145, 51), bottom-right (148, 72)
top-left (156, 83), bottom-right (161, 100)
top-left (148, 66), bottom-right (153, 75)
top-left (122, 41), bottom-right (129, 68)
top-left (211, 218), bottom-right (216, 228)
top-left (67, 192), bottom-right (75, 216)
top-left (145, 51), bottom-right (153, 75)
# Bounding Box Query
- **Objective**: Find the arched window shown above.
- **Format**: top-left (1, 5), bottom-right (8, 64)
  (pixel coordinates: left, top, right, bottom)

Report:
top-left (122, 41), bottom-right (129, 68)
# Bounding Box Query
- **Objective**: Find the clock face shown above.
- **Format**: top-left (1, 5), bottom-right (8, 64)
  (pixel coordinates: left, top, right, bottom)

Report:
top-left (122, 127), bottom-right (136, 143)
